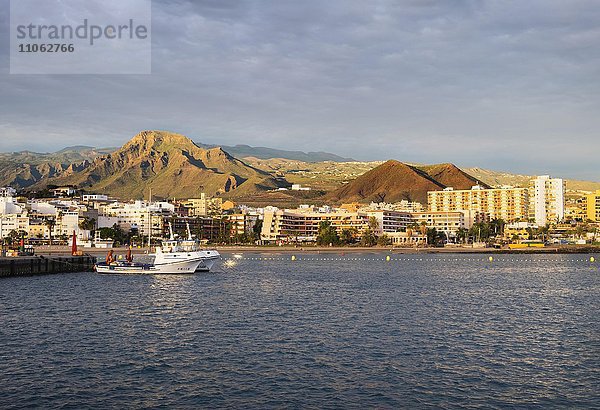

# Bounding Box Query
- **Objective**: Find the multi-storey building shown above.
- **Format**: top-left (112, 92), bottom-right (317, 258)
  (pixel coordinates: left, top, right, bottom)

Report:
top-left (163, 216), bottom-right (229, 242)
top-left (103, 201), bottom-right (172, 237)
top-left (0, 214), bottom-right (30, 239)
top-left (227, 213), bottom-right (260, 237)
top-left (0, 187), bottom-right (17, 197)
top-left (0, 195), bottom-right (24, 215)
top-left (529, 175), bottom-right (565, 225)
top-left (261, 206), bottom-right (427, 243)
top-left (82, 194), bottom-right (109, 202)
top-left (261, 206), bottom-right (369, 243)
top-left (362, 209), bottom-right (413, 234)
top-left (411, 211), bottom-right (475, 236)
top-left (428, 185), bottom-right (529, 222)
top-left (585, 190), bottom-right (600, 222)
top-left (182, 193), bottom-right (223, 217)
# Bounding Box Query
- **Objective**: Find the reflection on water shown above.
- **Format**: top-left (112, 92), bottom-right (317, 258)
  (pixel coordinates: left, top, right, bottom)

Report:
top-left (0, 253), bottom-right (598, 408)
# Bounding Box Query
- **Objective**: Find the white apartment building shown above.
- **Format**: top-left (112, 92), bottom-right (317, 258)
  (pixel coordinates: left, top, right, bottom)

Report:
top-left (0, 195), bottom-right (24, 215)
top-left (363, 209), bottom-right (413, 234)
top-left (0, 187), bottom-right (17, 197)
top-left (367, 201), bottom-right (425, 213)
top-left (182, 193), bottom-right (223, 217)
top-left (103, 201), bottom-right (173, 236)
top-left (0, 214), bottom-right (29, 239)
top-left (82, 194), bottom-right (109, 202)
top-left (54, 211), bottom-right (81, 238)
top-left (412, 210), bottom-right (475, 236)
top-left (530, 175), bottom-right (565, 226)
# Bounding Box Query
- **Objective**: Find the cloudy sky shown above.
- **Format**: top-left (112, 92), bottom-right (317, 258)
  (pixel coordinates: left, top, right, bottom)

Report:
top-left (1, 0), bottom-right (599, 180)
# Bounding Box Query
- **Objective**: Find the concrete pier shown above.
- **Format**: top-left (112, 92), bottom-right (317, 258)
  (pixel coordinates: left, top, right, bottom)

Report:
top-left (0, 255), bottom-right (97, 278)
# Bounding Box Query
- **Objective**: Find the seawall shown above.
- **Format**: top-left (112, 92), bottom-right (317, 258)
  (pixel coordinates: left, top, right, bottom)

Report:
top-left (0, 255), bottom-right (97, 278)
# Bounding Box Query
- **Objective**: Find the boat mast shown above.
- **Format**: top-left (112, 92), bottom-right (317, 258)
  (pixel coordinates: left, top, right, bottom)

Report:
top-left (169, 221), bottom-right (175, 240)
top-left (147, 187), bottom-right (152, 249)
top-left (186, 222), bottom-right (192, 240)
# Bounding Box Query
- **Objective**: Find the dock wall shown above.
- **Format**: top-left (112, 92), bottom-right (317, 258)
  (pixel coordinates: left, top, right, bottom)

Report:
top-left (0, 255), bottom-right (97, 278)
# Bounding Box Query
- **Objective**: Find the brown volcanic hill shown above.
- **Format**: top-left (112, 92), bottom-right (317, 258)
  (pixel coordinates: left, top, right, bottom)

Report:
top-left (34, 130), bottom-right (286, 199)
top-left (324, 160), bottom-right (446, 204)
top-left (417, 163), bottom-right (489, 190)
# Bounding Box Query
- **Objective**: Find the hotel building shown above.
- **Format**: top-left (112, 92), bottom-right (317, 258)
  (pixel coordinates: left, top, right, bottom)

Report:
top-left (102, 201), bottom-right (173, 237)
top-left (585, 190), bottom-right (600, 222)
top-left (529, 175), bottom-right (565, 225)
top-left (261, 206), bottom-right (368, 242)
top-left (427, 185), bottom-right (529, 222)
top-left (411, 211), bottom-right (475, 236)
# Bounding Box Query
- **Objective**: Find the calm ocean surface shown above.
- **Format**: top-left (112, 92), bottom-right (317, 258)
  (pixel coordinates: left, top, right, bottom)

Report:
top-left (0, 253), bottom-right (598, 409)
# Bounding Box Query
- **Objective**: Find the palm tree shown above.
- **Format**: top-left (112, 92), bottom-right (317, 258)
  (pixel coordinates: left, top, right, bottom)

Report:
top-left (456, 227), bottom-right (469, 244)
top-left (538, 224), bottom-right (550, 243)
top-left (44, 217), bottom-right (56, 246)
top-left (490, 218), bottom-right (505, 237)
top-left (368, 216), bottom-right (380, 232)
top-left (419, 221), bottom-right (427, 236)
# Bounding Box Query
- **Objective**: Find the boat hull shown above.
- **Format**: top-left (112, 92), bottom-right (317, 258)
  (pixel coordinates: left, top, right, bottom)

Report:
top-left (195, 250), bottom-right (221, 272)
top-left (96, 257), bottom-right (203, 274)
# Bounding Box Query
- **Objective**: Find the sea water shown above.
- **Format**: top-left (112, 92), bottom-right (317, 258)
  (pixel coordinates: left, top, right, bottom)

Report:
top-left (0, 253), bottom-right (598, 408)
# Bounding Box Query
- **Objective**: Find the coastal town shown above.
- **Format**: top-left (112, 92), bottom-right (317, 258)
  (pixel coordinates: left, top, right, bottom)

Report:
top-left (1, 173), bottom-right (599, 253)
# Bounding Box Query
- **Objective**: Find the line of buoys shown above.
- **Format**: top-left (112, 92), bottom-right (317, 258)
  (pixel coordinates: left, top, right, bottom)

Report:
top-left (229, 256), bottom-right (598, 264)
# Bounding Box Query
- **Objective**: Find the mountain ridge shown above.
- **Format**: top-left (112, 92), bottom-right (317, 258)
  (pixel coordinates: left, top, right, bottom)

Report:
top-left (22, 131), bottom-right (287, 199)
top-left (1, 133), bottom-right (598, 202)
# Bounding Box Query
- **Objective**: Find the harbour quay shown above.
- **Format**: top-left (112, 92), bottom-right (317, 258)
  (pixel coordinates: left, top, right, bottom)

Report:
top-left (0, 255), bottom-right (96, 278)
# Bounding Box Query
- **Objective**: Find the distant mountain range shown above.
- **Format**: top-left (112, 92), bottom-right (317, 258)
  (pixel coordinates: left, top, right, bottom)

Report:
top-left (194, 143), bottom-right (355, 162)
top-left (0, 142), bottom-right (352, 165)
top-left (0, 146), bottom-right (116, 165)
top-left (0, 130), bottom-right (598, 202)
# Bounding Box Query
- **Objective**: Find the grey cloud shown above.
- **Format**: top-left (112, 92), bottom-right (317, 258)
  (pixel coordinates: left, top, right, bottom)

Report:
top-left (0, 0), bottom-right (598, 179)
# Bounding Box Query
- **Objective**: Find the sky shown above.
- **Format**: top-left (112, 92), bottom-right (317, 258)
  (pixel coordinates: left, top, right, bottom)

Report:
top-left (0, 0), bottom-right (599, 180)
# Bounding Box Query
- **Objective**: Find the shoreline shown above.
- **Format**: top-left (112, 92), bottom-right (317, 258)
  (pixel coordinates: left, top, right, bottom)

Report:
top-left (29, 244), bottom-right (600, 256)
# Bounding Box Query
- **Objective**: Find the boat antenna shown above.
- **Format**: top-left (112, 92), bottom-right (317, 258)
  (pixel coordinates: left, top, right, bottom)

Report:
top-left (169, 221), bottom-right (175, 240)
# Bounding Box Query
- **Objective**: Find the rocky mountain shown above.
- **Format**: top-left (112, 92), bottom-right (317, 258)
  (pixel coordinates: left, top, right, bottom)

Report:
top-left (26, 131), bottom-right (287, 199)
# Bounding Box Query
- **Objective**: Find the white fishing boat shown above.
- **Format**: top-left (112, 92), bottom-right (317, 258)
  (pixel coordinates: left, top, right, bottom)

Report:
top-left (95, 222), bottom-right (220, 274)
top-left (159, 239), bottom-right (220, 272)
top-left (178, 222), bottom-right (220, 272)
top-left (95, 246), bottom-right (206, 274)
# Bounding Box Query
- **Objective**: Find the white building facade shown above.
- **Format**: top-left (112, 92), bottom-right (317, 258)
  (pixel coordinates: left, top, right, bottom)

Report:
top-left (530, 175), bottom-right (565, 226)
